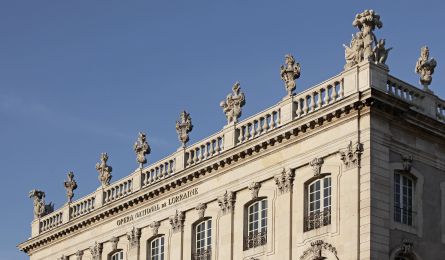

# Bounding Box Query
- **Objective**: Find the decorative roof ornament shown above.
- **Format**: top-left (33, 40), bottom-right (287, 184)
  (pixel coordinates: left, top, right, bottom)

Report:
top-left (220, 81), bottom-right (246, 124)
top-left (176, 111), bottom-right (193, 147)
top-left (29, 189), bottom-right (54, 219)
top-left (95, 152), bottom-right (112, 187)
top-left (64, 171), bottom-right (78, 203)
top-left (280, 54), bottom-right (301, 97)
top-left (344, 10), bottom-right (390, 69)
top-left (415, 46), bottom-right (437, 92)
top-left (133, 132), bottom-right (151, 168)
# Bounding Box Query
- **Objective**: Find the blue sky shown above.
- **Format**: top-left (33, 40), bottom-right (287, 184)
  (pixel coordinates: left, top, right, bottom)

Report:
top-left (1, 1), bottom-right (444, 259)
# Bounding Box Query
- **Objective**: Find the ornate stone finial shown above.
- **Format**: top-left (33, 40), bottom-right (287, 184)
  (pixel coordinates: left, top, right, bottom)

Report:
top-left (339, 141), bottom-right (363, 169)
top-left (169, 210), bottom-right (185, 233)
top-left (110, 236), bottom-right (119, 251)
top-left (280, 54), bottom-right (301, 97)
top-left (274, 168), bottom-right (295, 194)
top-left (344, 10), bottom-right (387, 69)
top-left (401, 155), bottom-right (413, 172)
top-left (310, 158), bottom-right (324, 177)
top-left (217, 190), bottom-right (236, 215)
top-left (195, 203), bottom-right (207, 219)
top-left (127, 227), bottom-right (141, 249)
top-left (28, 189), bottom-right (54, 219)
top-left (415, 46), bottom-right (437, 92)
top-left (299, 240), bottom-right (338, 260)
top-left (95, 152), bottom-right (112, 187)
top-left (220, 81), bottom-right (246, 124)
top-left (89, 242), bottom-right (103, 260)
top-left (75, 250), bottom-right (84, 260)
top-left (176, 111), bottom-right (193, 147)
top-left (134, 132), bottom-right (151, 168)
top-left (64, 171), bottom-right (77, 203)
top-left (149, 221), bottom-right (161, 236)
top-left (248, 182), bottom-right (261, 200)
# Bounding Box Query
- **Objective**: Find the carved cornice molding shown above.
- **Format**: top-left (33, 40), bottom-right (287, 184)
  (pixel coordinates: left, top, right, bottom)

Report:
top-left (339, 141), bottom-right (363, 169)
top-left (217, 190), bottom-right (236, 215)
top-left (248, 182), bottom-right (261, 200)
top-left (127, 227), bottom-right (141, 249)
top-left (274, 168), bottom-right (295, 194)
top-left (169, 210), bottom-right (185, 233)
top-left (19, 94), bottom-right (371, 255)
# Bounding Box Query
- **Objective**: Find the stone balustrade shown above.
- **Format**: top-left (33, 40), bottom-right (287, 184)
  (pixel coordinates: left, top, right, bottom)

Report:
top-left (70, 194), bottom-right (95, 218)
top-left (236, 105), bottom-right (280, 144)
top-left (294, 78), bottom-right (344, 118)
top-left (103, 177), bottom-right (133, 204)
top-left (39, 211), bottom-right (63, 233)
top-left (141, 156), bottom-right (176, 187)
top-left (32, 63), bottom-right (444, 237)
top-left (185, 133), bottom-right (224, 167)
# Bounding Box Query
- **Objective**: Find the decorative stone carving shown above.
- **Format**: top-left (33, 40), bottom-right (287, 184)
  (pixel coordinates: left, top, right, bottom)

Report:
top-left (176, 111), bottom-right (193, 147)
top-left (344, 10), bottom-right (388, 69)
top-left (169, 210), bottom-right (185, 233)
top-left (195, 203), bottom-right (207, 219)
top-left (217, 190), bottom-right (236, 215)
top-left (280, 54), bottom-right (301, 97)
top-left (95, 153), bottom-right (112, 187)
top-left (75, 250), bottom-right (84, 260)
top-left (274, 168), bottom-right (295, 194)
top-left (373, 39), bottom-right (392, 65)
top-left (110, 236), bottom-right (119, 251)
top-left (89, 242), bottom-right (103, 260)
top-left (402, 155), bottom-right (413, 172)
top-left (415, 46), bottom-right (437, 91)
top-left (64, 171), bottom-right (77, 203)
top-left (397, 239), bottom-right (414, 257)
top-left (310, 158), bottom-right (324, 177)
top-left (134, 132), bottom-right (151, 168)
top-left (150, 221), bottom-right (160, 236)
top-left (59, 255), bottom-right (67, 260)
top-left (248, 182), bottom-right (261, 200)
top-left (339, 141), bottom-right (363, 169)
top-left (299, 240), bottom-right (338, 260)
top-left (127, 227), bottom-right (141, 249)
top-left (29, 189), bottom-right (54, 219)
top-left (220, 81), bottom-right (246, 124)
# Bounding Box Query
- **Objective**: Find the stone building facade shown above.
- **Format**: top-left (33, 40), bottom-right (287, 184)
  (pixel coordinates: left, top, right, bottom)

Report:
top-left (18, 10), bottom-right (445, 260)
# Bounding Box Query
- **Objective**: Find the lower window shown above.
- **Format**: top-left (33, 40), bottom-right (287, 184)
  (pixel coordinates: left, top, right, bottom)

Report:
top-left (111, 251), bottom-right (123, 260)
top-left (244, 199), bottom-right (268, 250)
top-left (150, 236), bottom-right (164, 260)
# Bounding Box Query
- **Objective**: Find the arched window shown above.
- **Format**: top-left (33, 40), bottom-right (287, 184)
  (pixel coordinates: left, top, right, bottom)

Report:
top-left (110, 251), bottom-right (124, 260)
top-left (193, 219), bottom-right (212, 260)
top-left (304, 175), bottom-right (331, 232)
top-left (149, 236), bottom-right (164, 260)
top-left (244, 198), bottom-right (268, 250)
top-left (394, 172), bottom-right (415, 226)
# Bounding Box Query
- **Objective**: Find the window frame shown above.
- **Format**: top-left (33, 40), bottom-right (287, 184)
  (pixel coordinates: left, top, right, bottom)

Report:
top-left (243, 197), bottom-right (268, 250)
top-left (110, 251), bottom-right (124, 260)
top-left (147, 235), bottom-right (165, 260)
top-left (304, 174), bottom-right (332, 232)
top-left (192, 218), bottom-right (212, 260)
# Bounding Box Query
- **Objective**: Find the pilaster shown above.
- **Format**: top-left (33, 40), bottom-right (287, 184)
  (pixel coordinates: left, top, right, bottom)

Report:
top-left (279, 96), bottom-right (296, 125)
top-left (62, 203), bottom-right (70, 223)
top-left (222, 123), bottom-right (237, 149)
top-left (31, 219), bottom-right (40, 237)
top-left (94, 187), bottom-right (104, 209)
top-left (274, 172), bottom-right (293, 260)
top-left (174, 148), bottom-right (186, 172)
top-left (132, 169), bottom-right (142, 191)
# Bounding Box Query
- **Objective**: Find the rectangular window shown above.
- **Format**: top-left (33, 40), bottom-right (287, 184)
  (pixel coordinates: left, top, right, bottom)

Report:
top-left (394, 173), bottom-right (414, 226)
top-left (151, 236), bottom-right (164, 260)
top-left (304, 176), bottom-right (331, 232)
top-left (245, 199), bottom-right (268, 250)
top-left (194, 219), bottom-right (211, 260)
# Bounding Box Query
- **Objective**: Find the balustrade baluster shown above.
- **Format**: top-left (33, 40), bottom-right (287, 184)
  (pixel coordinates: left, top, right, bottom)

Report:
top-left (317, 90), bottom-right (322, 108)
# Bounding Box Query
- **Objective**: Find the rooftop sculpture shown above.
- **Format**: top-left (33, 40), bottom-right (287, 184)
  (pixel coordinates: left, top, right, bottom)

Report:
top-left (29, 189), bottom-right (54, 219)
top-left (344, 9), bottom-right (391, 69)
top-left (220, 81), bottom-right (246, 124)
top-left (176, 111), bottom-right (193, 147)
top-left (63, 171), bottom-right (77, 203)
top-left (280, 54), bottom-right (301, 97)
top-left (415, 46), bottom-right (437, 92)
top-left (95, 153), bottom-right (112, 187)
top-left (134, 132), bottom-right (151, 168)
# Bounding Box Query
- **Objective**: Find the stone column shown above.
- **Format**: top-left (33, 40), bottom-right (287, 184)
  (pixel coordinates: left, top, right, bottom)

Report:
top-left (216, 191), bottom-right (235, 260)
top-left (274, 169), bottom-right (295, 260)
top-left (169, 211), bottom-right (185, 260)
top-left (127, 227), bottom-right (141, 260)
